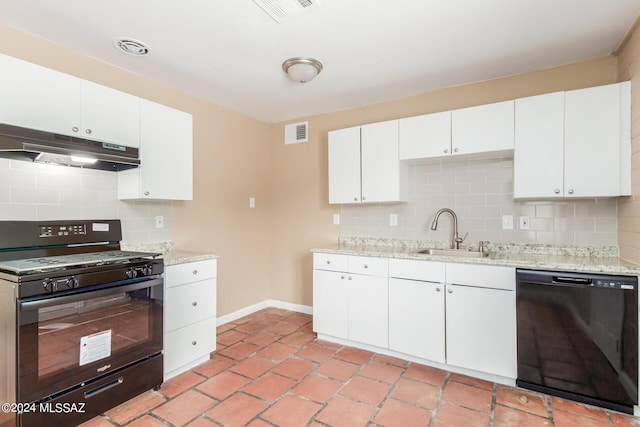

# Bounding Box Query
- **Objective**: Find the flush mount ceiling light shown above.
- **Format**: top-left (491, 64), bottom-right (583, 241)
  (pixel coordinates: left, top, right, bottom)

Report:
top-left (112, 37), bottom-right (150, 56)
top-left (282, 57), bottom-right (323, 83)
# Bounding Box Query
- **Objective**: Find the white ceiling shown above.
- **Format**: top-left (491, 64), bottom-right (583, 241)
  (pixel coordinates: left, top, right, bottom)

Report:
top-left (1, 0), bottom-right (639, 123)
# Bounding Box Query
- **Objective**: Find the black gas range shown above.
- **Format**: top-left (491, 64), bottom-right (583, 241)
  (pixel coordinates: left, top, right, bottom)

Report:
top-left (0, 219), bottom-right (164, 427)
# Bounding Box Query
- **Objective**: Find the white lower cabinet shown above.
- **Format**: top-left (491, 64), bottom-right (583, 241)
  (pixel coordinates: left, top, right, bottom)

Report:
top-left (313, 254), bottom-right (517, 381)
top-left (312, 253), bottom-right (388, 347)
top-left (389, 278), bottom-right (445, 363)
top-left (163, 259), bottom-right (217, 380)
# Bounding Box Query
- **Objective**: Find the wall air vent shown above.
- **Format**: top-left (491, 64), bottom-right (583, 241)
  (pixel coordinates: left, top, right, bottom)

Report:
top-left (284, 121), bottom-right (309, 144)
top-left (253, 0), bottom-right (321, 23)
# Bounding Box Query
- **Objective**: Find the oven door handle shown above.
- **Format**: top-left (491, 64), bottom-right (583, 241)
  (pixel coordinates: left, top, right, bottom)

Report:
top-left (19, 278), bottom-right (163, 311)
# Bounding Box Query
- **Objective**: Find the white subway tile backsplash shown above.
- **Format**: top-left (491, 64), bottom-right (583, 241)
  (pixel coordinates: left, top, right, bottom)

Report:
top-left (3, 160), bottom-right (172, 244)
top-left (340, 157), bottom-right (618, 246)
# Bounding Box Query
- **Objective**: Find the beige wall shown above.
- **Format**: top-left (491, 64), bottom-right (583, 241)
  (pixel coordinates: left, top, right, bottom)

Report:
top-left (617, 22), bottom-right (640, 265)
top-left (268, 57), bottom-right (619, 307)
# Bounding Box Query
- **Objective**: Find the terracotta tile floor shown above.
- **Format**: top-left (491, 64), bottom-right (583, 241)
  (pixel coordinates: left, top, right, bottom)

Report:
top-left (80, 308), bottom-right (640, 427)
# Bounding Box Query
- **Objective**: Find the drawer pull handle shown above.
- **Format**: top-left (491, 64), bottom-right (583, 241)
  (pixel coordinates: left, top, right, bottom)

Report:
top-left (192, 270), bottom-right (198, 275)
top-left (192, 301), bottom-right (198, 307)
top-left (192, 340), bottom-right (197, 346)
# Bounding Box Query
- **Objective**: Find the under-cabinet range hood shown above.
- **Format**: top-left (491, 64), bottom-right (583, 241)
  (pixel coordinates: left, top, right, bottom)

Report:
top-left (0, 123), bottom-right (139, 171)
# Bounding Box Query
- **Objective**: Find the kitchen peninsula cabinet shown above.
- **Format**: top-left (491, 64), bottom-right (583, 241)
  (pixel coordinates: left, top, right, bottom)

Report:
top-left (164, 258), bottom-right (217, 380)
top-left (118, 99), bottom-right (193, 200)
top-left (0, 53), bottom-right (140, 147)
top-left (328, 120), bottom-right (407, 204)
top-left (514, 82), bottom-right (631, 199)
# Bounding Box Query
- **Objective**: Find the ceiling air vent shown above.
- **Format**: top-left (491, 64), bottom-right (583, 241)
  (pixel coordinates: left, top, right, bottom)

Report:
top-left (285, 121), bottom-right (309, 144)
top-left (112, 37), bottom-right (151, 56)
top-left (253, 0), bottom-right (321, 23)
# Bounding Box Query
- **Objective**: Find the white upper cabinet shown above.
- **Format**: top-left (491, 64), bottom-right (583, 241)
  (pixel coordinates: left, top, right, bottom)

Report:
top-left (328, 126), bottom-right (362, 204)
top-left (80, 80), bottom-right (140, 148)
top-left (328, 120), bottom-right (407, 204)
top-left (564, 82), bottom-right (630, 197)
top-left (0, 54), bottom-right (81, 136)
top-left (514, 92), bottom-right (565, 198)
top-left (118, 100), bottom-right (193, 200)
top-left (514, 82), bottom-right (631, 199)
top-left (451, 100), bottom-right (515, 156)
top-left (0, 54), bottom-right (140, 147)
top-left (399, 111), bottom-right (452, 159)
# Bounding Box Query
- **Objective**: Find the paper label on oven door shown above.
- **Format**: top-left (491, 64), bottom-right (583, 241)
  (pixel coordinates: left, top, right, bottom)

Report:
top-left (79, 330), bottom-right (112, 366)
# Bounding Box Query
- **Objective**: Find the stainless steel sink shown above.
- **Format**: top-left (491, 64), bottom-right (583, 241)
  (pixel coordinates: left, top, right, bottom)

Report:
top-left (416, 248), bottom-right (489, 258)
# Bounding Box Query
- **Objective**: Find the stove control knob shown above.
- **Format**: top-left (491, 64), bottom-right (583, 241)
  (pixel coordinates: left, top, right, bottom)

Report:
top-left (65, 277), bottom-right (79, 289)
top-left (142, 265), bottom-right (154, 276)
top-left (126, 268), bottom-right (138, 279)
top-left (42, 279), bottom-right (56, 293)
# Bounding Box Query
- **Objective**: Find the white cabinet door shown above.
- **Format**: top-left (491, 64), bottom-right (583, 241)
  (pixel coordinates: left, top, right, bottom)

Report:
top-left (564, 83), bottom-right (626, 197)
top-left (348, 274), bottom-right (388, 348)
top-left (328, 126), bottom-right (361, 204)
top-left (0, 53), bottom-right (81, 136)
top-left (389, 278), bottom-right (445, 363)
top-left (165, 278), bottom-right (217, 332)
top-left (399, 111), bottom-right (451, 160)
top-left (451, 100), bottom-right (514, 156)
top-left (118, 100), bottom-right (193, 200)
top-left (312, 269), bottom-right (348, 339)
top-left (514, 92), bottom-right (565, 199)
top-left (80, 80), bottom-right (140, 148)
top-left (445, 284), bottom-right (516, 378)
top-left (361, 120), bottom-right (404, 203)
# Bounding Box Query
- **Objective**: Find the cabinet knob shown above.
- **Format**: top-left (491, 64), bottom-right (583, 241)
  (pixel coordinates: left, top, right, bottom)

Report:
top-left (340, 275), bottom-right (345, 280)
top-left (326, 260), bottom-right (331, 264)
top-left (453, 147), bottom-right (459, 153)
top-left (568, 189), bottom-right (574, 195)
top-left (362, 196), bottom-right (366, 201)
top-left (444, 148), bottom-right (449, 153)
top-left (353, 197), bottom-right (358, 201)
top-left (72, 126), bottom-right (79, 133)
top-left (364, 265), bottom-right (368, 269)
top-left (192, 301), bottom-right (198, 307)
top-left (554, 189), bottom-right (561, 194)
top-left (85, 128), bottom-right (92, 135)
top-left (191, 341), bottom-right (197, 346)
top-left (348, 276), bottom-right (352, 280)
top-left (436, 287), bottom-right (441, 292)
top-left (144, 191), bottom-right (150, 196)
top-left (192, 270), bottom-right (198, 275)
top-left (448, 288), bottom-right (453, 294)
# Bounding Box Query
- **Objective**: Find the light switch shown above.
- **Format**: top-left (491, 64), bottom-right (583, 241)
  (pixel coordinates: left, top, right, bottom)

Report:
top-left (390, 213), bottom-right (398, 227)
top-left (249, 197), bottom-right (256, 208)
top-left (502, 215), bottom-right (513, 230)
top-left (333, 213), bottom-right (340, 225)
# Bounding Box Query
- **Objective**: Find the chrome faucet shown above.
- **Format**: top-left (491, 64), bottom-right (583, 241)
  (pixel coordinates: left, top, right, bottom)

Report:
top-left (431, 208), bottom-right (464, 249)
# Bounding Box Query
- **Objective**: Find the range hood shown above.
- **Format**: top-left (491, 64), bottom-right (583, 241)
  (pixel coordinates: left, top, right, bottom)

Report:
top-left (0, 123), bottom-right (139, 171)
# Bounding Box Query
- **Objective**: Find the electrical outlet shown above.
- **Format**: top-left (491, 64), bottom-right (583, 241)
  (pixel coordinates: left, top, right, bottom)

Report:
top-left (502, 215), bottom-right (513, 230)
top-left (519, 216), bottom-right (530, 230)
top-left (155, 216), bottom-right (164, 229)
top-left (333, 213), bottom-right (340, 225)
top-left (389, 213), bottom-right (398, 227)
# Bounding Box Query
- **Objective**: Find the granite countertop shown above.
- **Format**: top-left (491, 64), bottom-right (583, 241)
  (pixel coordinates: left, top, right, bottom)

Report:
top-left (121, 242), bottom-right (217, 266)
top-left (312, 237), bottom-right (640, 275)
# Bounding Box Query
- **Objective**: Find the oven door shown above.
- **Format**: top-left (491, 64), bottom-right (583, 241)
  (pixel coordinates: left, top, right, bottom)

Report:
top-left (17, 277), bottom-right (163, 404)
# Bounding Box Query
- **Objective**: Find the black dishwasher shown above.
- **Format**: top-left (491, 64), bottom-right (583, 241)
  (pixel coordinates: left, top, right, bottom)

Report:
top-left (516, 269), bottom-right (638, 414)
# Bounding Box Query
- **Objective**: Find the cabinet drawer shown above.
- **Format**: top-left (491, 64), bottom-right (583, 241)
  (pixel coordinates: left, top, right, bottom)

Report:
top-left (166, 278), bottom-right (217, 332)
top-left (165, 259), bottom-right (217, 288)
top-left (348, 256), bottom-right (388, 277)
top-left (313, 253), bottom-right (348, 272)
top-left (164, 317), bottom-right (217, 374)
top-left (389, 259), bottom-right (445, 282)
top-left (446, 263), bottom-right (515, 290)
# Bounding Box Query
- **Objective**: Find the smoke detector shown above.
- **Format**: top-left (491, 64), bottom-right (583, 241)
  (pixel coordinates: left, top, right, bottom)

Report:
top-left (113, 37), bottom-right (151, 56)
top-left (253, 0), bottom-right (321, 23)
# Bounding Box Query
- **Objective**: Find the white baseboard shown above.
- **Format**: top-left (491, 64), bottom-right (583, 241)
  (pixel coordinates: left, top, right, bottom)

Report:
top-left (216, 299), bottom-right (312, 326)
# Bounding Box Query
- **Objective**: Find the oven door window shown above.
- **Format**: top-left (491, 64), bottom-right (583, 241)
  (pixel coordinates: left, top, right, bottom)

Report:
top-left (18, 279), bottom-right (163, 404)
